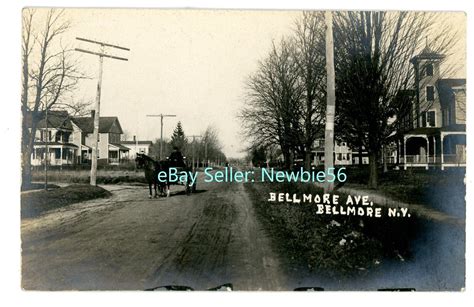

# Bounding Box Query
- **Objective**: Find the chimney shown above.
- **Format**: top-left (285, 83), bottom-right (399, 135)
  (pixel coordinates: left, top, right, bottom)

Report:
top-left (91, 110), bottom-right (96, 119)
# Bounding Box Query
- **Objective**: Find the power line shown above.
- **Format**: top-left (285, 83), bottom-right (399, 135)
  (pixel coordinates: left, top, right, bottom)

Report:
top-left (75, 37), bottom-right (130, 186)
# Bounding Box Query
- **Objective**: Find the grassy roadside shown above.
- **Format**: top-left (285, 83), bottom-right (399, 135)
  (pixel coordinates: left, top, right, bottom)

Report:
top-left (31, 169), bottom-right (148, 185)
top-left (244, 180), bottom-right (420, 277)
top-left (31, 166), bottom-right (220, 185)
top-left (21, 185), bottom-right (112, 219)
top-left (343, 166), bottom-right (466, 218)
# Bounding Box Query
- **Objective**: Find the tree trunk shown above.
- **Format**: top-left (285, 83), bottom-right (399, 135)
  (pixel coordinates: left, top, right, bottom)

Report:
top-left (21, 148), bottom-right (33, 190)
top-left (281, 146), bottom-right (291, 169)
top-left (21, 114), bottom-right (34, 190)
top-left (304, 150), bottom-right (312, 170)
top-left (368, 151), bottom-right (378, 189)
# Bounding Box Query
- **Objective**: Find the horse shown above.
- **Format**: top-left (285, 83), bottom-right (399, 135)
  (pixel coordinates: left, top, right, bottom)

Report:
top-left (135, 153), bottom-right (170, 198)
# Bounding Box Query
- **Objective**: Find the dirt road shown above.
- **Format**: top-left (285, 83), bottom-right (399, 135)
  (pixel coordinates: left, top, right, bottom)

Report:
top-left (21, 174), bottom-right (465, 291)
top-left (21, 175), bottom-right (286, 290)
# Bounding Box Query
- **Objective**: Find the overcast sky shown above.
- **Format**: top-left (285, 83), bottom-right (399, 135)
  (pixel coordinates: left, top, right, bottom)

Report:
top-left (29, 9), bottom-right (466, 158)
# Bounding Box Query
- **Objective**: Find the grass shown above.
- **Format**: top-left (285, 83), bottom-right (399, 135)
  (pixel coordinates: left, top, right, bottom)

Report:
top-left (21, 185), bottom-right (112, 219)
top-left (31, 166), bottom-right (218, 185)
top-left (342, 166), bottom-right (466, 218)
top-left (245, 180), bottom-right (421, 278)
top-left (21, 182), bottom-right (60, 192)
top-left (31, 169), bottom-right (148, 185)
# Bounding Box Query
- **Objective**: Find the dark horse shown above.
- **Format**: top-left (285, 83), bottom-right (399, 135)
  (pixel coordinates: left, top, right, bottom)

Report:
top-left (135, 153), bottom-right (170, 198)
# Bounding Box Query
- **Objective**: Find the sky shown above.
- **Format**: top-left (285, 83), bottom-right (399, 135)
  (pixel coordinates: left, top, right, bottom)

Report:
top-left (28, 9), bottom-right (466, 158)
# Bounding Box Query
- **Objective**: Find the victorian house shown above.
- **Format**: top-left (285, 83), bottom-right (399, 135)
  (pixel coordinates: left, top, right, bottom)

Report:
top-left (392, 46), bottom-right (466, 170)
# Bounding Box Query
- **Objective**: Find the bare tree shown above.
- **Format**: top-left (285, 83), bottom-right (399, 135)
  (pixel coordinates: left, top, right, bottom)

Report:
top-left (333, 11), bottom-right (458, 188)
top-left (195, 125), bottom-right (227, 165)
top-left (21, 9), bottom-right (85, 188)
top-left (241, 13), bottom-right (328, 170)
top-left (240, 39), bottom-right (302, 169)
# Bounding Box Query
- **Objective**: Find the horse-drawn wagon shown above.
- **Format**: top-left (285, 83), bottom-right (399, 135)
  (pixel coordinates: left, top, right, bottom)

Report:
top-left (135, 153), bottom-right (197, 198)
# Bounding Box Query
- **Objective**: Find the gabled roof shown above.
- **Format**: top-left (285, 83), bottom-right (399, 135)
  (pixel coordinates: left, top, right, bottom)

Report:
top-left (71, 116), bottom-right (123, 134)
top-left (24, 110), bottom-right (73, 131)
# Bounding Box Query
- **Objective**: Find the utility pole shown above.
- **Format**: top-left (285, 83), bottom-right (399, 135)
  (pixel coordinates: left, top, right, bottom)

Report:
top-left (44, 105), bottom-right (48, 190)
top-left (189, 135), bottom-right (202, 171)
top-left (134, 135), bottom-right (138, 171)
top-left (75, 37), bottom-right (129, 186)
top-left (146, 114), bottom-right (177, 160)
top-left (204, 141), bottom-right (208, 167)
top-left (324, 11), bottom-right (336, 192)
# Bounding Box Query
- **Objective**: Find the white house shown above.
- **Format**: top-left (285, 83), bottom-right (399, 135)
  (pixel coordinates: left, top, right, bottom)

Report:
top-left (27, 110), bottom-right (78, 167)
top-left (120, 138), bottom-right (153, 160)
top-left (311, 138), bottom-right (368, 166)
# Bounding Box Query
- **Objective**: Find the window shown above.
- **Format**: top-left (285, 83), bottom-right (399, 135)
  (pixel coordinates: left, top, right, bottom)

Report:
top-left (422, 110), bottom-right (436, 127)
top-left (427, 110), bottom-right (436, 127)
top-left (109, 133), bottom-right (120, 143)
top-left (40, 130), bottom-right (51, 141)
top-left (421, 112), bottom-right (427, 127)
top-left (337, 153), bottom-right (342, 161)
top-left (426, 86), bottom-right (434, 101)
top-left (54, 148), bottom-right (61, 159)
top-left (426, 64), bottom-right (433, 76)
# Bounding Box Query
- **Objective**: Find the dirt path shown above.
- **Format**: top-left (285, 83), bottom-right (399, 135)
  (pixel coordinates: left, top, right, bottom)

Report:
top-left (21, 176), bottom-right (286, 290)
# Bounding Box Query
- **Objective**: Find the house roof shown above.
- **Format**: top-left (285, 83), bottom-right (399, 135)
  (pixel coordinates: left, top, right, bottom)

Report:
top-left (403, 124), bottom-right (465, 136)
top-left (25, 110), bottom-right (73, 131)
top-left (437, 78), bottom-right (466, 108)
top-left (109, 143), bottom-right (130, 151)
top-left (120, 141), bottom-right (153, 145)
top-left (33, 141), bottom-right (78, 148)
top-left (437, 78), bottom-right (466, 89)
top-left (410, 45), bottom-right (445, 63)
top-left (71, 116), bottom-right (123, 134)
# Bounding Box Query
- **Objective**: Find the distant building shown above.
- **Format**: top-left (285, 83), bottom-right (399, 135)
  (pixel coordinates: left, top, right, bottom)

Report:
top-left (120, 137), bottom-right (153, 160)
top-left (311, 138), bottom-right (369, 166)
